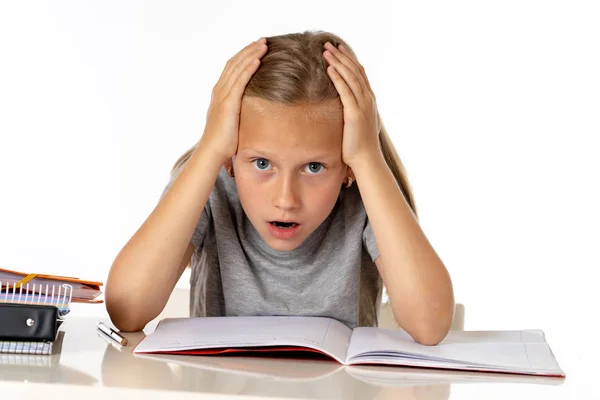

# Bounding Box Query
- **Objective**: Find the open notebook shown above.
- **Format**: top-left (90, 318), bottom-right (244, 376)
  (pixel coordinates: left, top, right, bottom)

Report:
top-left (133, 316), bottom-right (565, 378)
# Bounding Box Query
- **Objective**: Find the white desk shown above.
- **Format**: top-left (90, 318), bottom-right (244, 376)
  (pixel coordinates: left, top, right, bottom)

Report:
top-left (0, 316), bottom-right (574, 399)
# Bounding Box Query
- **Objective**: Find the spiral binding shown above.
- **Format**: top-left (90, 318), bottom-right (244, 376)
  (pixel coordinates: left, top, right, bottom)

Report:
top-left (0, 282), bottom-right (72, 316)
top-left (0, 282), bottom-right (73, 355)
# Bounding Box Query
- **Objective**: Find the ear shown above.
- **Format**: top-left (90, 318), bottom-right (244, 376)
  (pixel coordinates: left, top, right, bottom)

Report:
top-left (224, 157), bottom-right (233, 170)
top-left (224, 156), bottom-right (235, 177)
top-left (344, 165), bottom-right (356, 186)
top-left (347, 165), bottom-right (355, 181)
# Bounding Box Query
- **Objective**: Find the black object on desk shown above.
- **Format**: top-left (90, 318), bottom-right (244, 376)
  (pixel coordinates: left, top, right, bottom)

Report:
top-left (0, 303), bottom-right (62, 342)
top-left (0, 282), bottom-right (72, 354)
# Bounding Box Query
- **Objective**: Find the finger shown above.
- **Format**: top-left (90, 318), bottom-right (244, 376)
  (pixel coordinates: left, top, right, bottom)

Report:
top-left (227, 56), bottom-right (262, 101)
top-left (336, 44), bottom-right (374, 96)
top-left (323, 47), bottom-right (367, 106)
top-left (221, 38), bottom-right (265, 78)
top-left (326, 65), bottom-right (359, 113)
top-left (221, 41), bottom-right (267, 94)
top-left (218, 39), bottom-right (266, 92)
top-left (215, 40), bottom-right (258, 84)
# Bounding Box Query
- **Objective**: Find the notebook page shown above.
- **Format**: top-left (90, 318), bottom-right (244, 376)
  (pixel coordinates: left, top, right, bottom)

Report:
top-left (134, 316), bottom-right (352, 363)
top-left (0, 341), bottom-right (53, 355)
top-left (346, 328), bottom-right (564, 375)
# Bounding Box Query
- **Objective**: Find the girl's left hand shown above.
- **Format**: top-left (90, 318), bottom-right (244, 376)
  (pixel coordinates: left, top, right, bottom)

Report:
top-left (323, 42), bottom-right (382, 167)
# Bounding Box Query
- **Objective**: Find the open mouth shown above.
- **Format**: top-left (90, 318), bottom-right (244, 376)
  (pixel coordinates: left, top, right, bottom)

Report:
top-left (270, 221), bottom-right (298, 229)
top-left (267, 220), bottom-right (302, 239)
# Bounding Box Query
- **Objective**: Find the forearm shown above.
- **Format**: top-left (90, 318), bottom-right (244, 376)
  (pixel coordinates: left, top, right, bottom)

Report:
top-left (106, 140), bottom-right (227, 330)
top-left (351, 153), bottom-right (455, 345)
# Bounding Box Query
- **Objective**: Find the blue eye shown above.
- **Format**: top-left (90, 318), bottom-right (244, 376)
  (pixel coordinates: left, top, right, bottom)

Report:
top-left (304, 162), bottom-right (324, 174)
top-left (252, 158), bottom-right (271, 170)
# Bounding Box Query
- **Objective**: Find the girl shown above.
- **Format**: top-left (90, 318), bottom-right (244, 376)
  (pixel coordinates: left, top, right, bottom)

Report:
top-left (106, 30), bottom-right (455, 345)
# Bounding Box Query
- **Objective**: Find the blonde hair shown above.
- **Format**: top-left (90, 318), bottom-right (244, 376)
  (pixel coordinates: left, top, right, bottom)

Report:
top-left (172, 30), bottom-right (419, 326)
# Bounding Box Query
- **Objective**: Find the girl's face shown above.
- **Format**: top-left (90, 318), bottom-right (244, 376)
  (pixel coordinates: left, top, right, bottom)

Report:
top-left (233, 97), bottom-right (347, 252)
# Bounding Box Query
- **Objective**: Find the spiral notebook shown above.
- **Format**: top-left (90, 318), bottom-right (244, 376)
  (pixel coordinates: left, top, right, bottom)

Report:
top-left (0, 267), bottom-right (103, 303)
top-left (0, 281), bottom-right (72, 355)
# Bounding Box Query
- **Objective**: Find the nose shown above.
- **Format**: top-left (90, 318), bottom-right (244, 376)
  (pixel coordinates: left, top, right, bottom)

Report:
top-left (272, 174), bottom-right (300, 211)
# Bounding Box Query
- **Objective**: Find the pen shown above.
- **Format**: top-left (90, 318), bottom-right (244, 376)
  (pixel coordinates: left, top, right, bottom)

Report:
top-left (96, 321), bottom-right (128, 346)
top-left (96, 330), bottom-right (124, 351)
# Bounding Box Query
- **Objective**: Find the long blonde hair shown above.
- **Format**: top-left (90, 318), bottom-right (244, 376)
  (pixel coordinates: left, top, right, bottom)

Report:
top-left (173, 30), bottom-right (418, 326)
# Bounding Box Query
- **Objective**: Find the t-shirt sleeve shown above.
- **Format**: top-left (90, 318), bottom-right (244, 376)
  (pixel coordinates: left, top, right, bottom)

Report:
top-left (159, 165), bottom-right (212, 252)
top-left (362, 218), bottom-right (380, 262)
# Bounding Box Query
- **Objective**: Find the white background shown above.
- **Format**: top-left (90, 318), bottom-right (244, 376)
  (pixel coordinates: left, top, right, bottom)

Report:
top-left (1, 1), bottom-right (598, 396)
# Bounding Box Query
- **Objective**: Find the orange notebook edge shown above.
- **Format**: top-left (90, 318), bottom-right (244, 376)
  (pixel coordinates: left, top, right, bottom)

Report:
top-left (0, 267), bottom-right (104, 288)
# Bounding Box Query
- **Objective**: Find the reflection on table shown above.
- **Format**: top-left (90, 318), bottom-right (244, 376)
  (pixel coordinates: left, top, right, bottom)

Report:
top-left (0, 317), bottom-right (565, 400)
top-left (99, 326), bottom-right (561, 399)
top-left (0, 332), bottom-right (97, 385)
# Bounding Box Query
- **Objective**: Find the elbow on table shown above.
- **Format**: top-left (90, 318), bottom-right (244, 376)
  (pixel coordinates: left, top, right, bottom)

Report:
top-left (394, 302), bottom-right (455, 346)
top-left (411, 325), bottom-right (450, 346)
top-left (109, 314), bottom-right (148, 333)
top-left (105, 292), bottom-right (154, 332)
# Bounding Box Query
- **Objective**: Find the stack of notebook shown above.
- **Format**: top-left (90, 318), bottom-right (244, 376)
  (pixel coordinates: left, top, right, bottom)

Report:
top-left (0, 268), bottom-right (103, 355)
top-left (0, 268), bottom-right (103, 304)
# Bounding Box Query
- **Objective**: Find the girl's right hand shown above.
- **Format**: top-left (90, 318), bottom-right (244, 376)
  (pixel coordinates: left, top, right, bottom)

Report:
top-left (199, 38), bottom-right (268, 159)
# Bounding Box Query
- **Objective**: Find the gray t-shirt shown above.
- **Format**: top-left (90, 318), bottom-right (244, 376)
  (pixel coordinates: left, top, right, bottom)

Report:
top-left (161, 165), bottom-right (382, 328)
